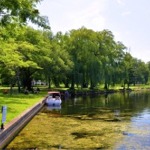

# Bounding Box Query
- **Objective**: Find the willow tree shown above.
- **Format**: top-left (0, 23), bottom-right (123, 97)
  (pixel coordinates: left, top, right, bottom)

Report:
top-left (121, 52), bottom-right (134, 89)
top-left (96, 30), bottom-right (118, 89)
top-left (131, 59), bottom-right (149, 85)
top-left (43, 32), bottom-right (73, 88)
top-left (68, 27), bottom-right (102, 89)
top-left (147, 61), bottom-right (150, 83)
top-left (110, 41), bottom-right (126, 86)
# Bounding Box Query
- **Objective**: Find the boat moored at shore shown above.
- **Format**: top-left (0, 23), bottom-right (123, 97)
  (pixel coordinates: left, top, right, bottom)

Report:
top-left (46, 91), bottom-right (62, 106)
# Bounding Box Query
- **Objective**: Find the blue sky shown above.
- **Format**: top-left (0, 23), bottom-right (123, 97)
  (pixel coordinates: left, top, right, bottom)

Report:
top-left (37, 0), bottom-right (150, 63)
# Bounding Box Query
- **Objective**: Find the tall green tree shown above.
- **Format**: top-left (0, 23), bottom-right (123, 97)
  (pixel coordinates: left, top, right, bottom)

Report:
top-left (69, 27), bottom-right (101, 89)
top-left (96, 30), bottom-right (120, 89)
top-left (0, 25), bottom-right (52, 91)
top-left (44, 32), bottom-right (73, 88)
top-left (0, 0), bottom-right (49, 28)
top-left (17, 27), bottom-right (52, 90)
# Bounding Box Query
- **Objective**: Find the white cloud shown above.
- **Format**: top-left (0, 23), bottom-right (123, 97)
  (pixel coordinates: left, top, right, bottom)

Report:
top-left (121, 11), bottom-right (131, 16)
top-left (131, 49), bottom-right (150, 63)
top-left (116, 0), bottom-right (125, 5)
top-left (113, 31), bottom-right (122, 42)
top-left (38, 0), bottom-right (108, 33)
top-left (68, 0), bottom-right (107, 32)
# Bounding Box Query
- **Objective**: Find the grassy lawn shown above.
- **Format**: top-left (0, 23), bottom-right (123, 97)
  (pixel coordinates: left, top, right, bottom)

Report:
top-left (0, 89), bottom-right (48, 124)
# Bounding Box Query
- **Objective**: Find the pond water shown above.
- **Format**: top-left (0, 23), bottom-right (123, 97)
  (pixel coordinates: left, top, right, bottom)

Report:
top-left (6, 91), bottom-right (150, 149)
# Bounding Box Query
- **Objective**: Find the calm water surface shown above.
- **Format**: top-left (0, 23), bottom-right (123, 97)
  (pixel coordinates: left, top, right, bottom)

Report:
top-left (7, 91), bottom-right (150, 149)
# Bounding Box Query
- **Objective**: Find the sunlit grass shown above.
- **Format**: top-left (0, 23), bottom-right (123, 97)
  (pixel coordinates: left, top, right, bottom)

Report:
top-left (0, 90), bottom-right (47, 124)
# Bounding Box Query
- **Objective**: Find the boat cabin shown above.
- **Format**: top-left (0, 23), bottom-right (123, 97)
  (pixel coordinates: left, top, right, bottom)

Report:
top-left (48, 91), bottom-right (61, 98)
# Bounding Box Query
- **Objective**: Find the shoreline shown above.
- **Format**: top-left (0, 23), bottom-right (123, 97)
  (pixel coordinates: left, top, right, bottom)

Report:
top-left (64, 86), bottom-right (150, 97)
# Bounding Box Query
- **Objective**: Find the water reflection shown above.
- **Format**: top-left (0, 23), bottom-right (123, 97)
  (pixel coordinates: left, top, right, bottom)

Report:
top-left (45, 105), bottom-right (61, 111)
top-left (60, 91), bottom-right (150, 149)
top-left (60, 92), bottom-right (133, 115)
top-left (115, 108), bottom-right (150, 149)
top-left (61, 91), bottom-right (150, 115)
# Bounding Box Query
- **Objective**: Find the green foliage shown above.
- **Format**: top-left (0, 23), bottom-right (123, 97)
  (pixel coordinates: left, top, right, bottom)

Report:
top-left (0, 24), bottom-right (52, 89)
top-left (0, 5), bottom-right (149, 90)
top-left (0, 0), bottom-right (49, 28)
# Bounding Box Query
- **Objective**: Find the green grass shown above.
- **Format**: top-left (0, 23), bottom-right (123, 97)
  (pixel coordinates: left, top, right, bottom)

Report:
top-left (0, 90), bottom-right (47, 124)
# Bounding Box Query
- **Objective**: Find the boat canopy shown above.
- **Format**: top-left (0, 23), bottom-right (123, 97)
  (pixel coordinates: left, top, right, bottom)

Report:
top-left (48, 91), bottom-right (61, 97)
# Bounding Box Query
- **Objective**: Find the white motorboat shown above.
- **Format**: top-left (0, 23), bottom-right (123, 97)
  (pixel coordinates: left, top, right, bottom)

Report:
top-left (46, 91), bottom-right (62, 106)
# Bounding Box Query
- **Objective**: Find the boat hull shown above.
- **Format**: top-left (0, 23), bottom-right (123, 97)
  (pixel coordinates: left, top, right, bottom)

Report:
top-left (45, 99), bottom-right (62, 106)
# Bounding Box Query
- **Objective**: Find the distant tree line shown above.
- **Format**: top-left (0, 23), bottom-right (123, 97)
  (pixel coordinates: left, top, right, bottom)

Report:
top-left (0, 0), bottom-right (150, 92)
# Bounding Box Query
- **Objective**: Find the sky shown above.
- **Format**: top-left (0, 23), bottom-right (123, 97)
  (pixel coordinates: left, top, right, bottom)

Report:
top-left (37, 0), bottom-right (150, 63)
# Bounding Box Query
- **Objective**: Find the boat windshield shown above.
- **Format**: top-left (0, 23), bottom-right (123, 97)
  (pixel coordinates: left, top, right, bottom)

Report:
top-left (49, 92), bottom-right (60, 98)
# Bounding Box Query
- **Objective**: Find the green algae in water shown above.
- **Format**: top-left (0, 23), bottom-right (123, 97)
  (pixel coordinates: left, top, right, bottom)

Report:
top-left (7, 112), bottom-right (129, 149)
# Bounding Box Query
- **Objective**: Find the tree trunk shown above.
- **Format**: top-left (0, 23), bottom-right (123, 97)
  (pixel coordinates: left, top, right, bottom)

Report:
top-left (16, 71), bottom-right (21, 93)
top-left (104, 80), bottom-right (108, 90)
top-left (64, 77), bottom-right (69, 88)
top-left (71, 74), bottom-right (75, 89)
top-left (48, 76), bottom-right (51, 89)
